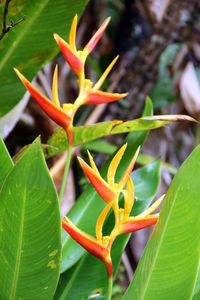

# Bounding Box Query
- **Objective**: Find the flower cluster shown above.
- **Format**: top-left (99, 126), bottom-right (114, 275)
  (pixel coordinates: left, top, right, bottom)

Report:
top-left (62, 144), bottom-right (164, 277)
top-left (14, 15), bottom-right (127, 145)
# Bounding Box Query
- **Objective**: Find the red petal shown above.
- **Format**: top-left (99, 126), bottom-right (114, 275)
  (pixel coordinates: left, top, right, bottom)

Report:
top-left (62, 218), bottom-right (112, 276)
top-left (78, 157), bottom-right (115, 203)
top-left (14, 69), bottom-right (71, 129)
top-left (84, 17), bottom-right (110, 54)
top-left (54, 34), bottom-right (82, 74)
top-left (121, 216), bottom-right (158, 234)
top-left (86, 91), bottom-right (128, 105)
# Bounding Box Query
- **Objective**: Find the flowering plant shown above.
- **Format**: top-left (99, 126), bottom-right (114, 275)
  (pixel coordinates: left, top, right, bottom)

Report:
top-left (0, 12), bottom-right (199, 300)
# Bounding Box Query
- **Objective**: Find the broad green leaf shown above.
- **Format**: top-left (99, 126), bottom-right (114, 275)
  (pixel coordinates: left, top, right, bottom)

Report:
top-left (192, 264), bottom-right (200, 300)
top-left (0, 138), bottom-right (61, 299)
top-left (55, 160), bottom-right (161, 300)
top-left (61, 98), bottom-right (153, 273)
top-left (47, 111), bottom-right (196, 157)
top-left (0, 137), bottom-right (13, 189)
top-left (0, 0), bottom-right (88, 116)
top-left (123, 145), bottom-right (200, 300)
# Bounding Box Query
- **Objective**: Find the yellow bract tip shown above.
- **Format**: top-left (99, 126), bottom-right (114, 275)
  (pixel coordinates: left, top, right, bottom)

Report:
top-left (93, 55), bottom-right (120, 91)
top-left (69, 15), bottom-right (78, 52)
top-left (52, 65), bottom-right (60, 108)
top-left (107, 143), bottom-right (127, 186)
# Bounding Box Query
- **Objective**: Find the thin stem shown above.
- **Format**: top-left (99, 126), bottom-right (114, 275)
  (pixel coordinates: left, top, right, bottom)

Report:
top-left (0, 0), bottom-right (26, 40)
top-left (59, 145), bottom-right (73, 205)
top-left (107, 276), bottom-right (113, 300)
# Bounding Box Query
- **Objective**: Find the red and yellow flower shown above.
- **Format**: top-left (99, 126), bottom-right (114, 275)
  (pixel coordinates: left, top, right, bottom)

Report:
top-left (14, 15), bottom-right (127, 145)
top-left (62, 144), bottom-right (164, 277)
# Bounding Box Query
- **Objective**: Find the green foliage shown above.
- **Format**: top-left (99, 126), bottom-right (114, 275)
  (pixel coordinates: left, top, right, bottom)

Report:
top-left (150, 44), bottom-right (181, 108)
top-left (0, 139), bottom-right (61, 299)
top-left (0, 137), bottom-right (13, 188)
top-left (55, 159), bottom-right (161, 299)
top-left (123, 145), bottom-right (200, 300)
top-left (0, 0), bottom-right (88, 116)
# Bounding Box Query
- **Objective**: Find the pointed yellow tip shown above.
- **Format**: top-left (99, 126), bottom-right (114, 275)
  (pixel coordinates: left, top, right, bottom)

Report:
top-left (105, 16), bottom-right (111, 24)
top-left (121, 92), bottom-right (128, 98)
top-left (53, 33), bottom-right (59, 42)
top-left (14, 68), bottom-right (27, 84)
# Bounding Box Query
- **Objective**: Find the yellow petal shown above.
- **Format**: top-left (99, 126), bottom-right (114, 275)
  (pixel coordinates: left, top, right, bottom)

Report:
top-left (93, 56), bottom-right (119, 91)
top-left (135, 194), bottom-right (165, 220)
top-left (107, 143), bottom-right (127, 186)
top-left (87, 150), bottom-right (100, 175)
top-left (96, 201), bottom-right (113, 241)
top-left (118, 146), bottom-right (140, 190)
top-left (124, 175), bottom-right (134, 217)
top-left (69, 14), bottom-right (78, 52)
top-left (52, 65), bottom-right (60, 107)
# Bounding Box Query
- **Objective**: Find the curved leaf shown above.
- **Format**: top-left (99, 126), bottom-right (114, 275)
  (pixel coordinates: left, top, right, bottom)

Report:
top-left (0, 0), bottom-right (88, 116)
top-left (55, 160), bottom-right (161, 300)
top-left (0, 138), bottom-right (61, 299)
top-left (61, 98), bottom-right (153, 273)
top-left (47, 112), bottom-right (197, 157)
top-left (123, 145), bottom-right (200, 300)
top-left (0, 137), bottom-right (13, 189)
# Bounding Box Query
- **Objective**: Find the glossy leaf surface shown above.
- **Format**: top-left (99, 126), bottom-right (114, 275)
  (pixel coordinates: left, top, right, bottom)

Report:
top-left (0, 0), bottom-right (88, 116)
top-left (0, 139), bottom-right (61, 299)
top-left (55, 160), bottom-right (161, 300)
top-left (60, 98), bottom-right (152, 273)
top-left (123, 145), bottom-right (200, 300)
top-left (0, 137), bottom-right (13, 189)
top-left (47, 112), bottom-right (196, 157)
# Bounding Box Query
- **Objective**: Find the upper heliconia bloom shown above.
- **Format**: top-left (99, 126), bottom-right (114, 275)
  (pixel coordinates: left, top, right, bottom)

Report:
top-left (14, 15), bottom-right (128, 146)
top-left (62, 144), bottom-right (165, 278)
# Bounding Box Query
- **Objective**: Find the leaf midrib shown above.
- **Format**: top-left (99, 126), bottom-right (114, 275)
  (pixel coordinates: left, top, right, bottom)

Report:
top-left (133, 187), bottom-right (179, 300)
top-left (10, 186), bottom-right (26, 299)
top-left (0, 0), bottom-right (50, 71)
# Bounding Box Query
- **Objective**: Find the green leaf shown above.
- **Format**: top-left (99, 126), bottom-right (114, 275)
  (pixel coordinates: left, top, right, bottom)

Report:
top-left (159, 44), bottom-right (181, 78)
top-left (0, 138), bottom-right (61, 299)
top-left (47, 111), bottom-right (196, 157)
top-left (192, 264), bottom-right (200, 300)
top-left (123, 145), bottom-right (200, 300)
top-left (55, 160), bottom-right (161, 300)
top-left (61, 98), bottom-right (153, 273)
top-left (0, 137), bottom-right (13, 189)
top-left (0, 0), bottom-right (88, 116)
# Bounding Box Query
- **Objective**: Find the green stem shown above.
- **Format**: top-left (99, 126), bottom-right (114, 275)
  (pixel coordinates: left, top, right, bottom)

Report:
top-left (59, 145), bottom-right (73, 205)
top-left (107, 276), bottom-right (113, 300)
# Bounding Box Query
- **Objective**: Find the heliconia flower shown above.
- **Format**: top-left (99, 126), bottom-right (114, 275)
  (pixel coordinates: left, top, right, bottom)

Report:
top-left (120, 194), bottom-right (165, 234)
top-left (14, 67), bottom-right (71, 130)
top-left (54, 15), bottom-right (111, 74)
top-left (62, 217), bottom-right (113, 277)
